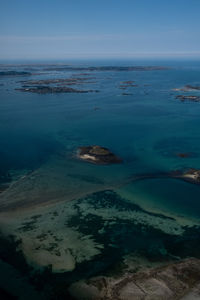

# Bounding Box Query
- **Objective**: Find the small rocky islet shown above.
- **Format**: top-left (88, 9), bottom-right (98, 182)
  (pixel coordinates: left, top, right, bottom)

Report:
top-left (77, 145), bottom-right (122, 164)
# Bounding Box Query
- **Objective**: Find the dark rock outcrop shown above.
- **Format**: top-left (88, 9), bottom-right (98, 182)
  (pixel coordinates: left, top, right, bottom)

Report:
top-left (77, 145), bottom-right (122, 164)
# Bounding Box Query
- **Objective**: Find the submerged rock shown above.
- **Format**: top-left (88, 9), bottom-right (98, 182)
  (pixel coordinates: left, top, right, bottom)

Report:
top-left (121, 92), bottom-right (133, 96)
top-left (176, 152), bottom-right (191, 158)
top-left (0, 71), bottom-right (31, 76)
top-left (77, 145), bottom-right (122, 164)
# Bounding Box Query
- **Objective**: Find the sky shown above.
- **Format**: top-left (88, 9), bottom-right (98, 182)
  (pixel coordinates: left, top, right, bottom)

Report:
top-left (0, 0), bottom-right (200, 60)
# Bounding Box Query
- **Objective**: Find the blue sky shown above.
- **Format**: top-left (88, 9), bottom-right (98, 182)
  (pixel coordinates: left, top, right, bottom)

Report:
top-left (0, 0), bottom-right (200, 60)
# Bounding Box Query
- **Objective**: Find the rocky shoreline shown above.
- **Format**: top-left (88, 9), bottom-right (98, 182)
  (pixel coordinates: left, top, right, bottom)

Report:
top-left (69, 258), bottom-right (200, 300)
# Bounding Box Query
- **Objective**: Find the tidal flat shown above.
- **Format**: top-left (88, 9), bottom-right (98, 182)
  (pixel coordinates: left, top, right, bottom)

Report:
top-left (0, 60), bottom-right (200, 299)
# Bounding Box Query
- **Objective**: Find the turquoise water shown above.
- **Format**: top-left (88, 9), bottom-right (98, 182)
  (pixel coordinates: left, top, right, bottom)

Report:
top-left (0, 59), bottom-right (200, 298)
top-left (1, 60), bottom-right (200, 206)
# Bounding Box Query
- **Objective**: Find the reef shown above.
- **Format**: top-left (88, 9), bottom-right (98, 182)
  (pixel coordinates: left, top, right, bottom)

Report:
top-left (77, 145), bottom-right (122, 164)
top-left (176, 95), bottom-right (200, 102)
top-left (69, 258), bottom-right (200, 300)
top-left (15, 86), bottom-right (99, 94)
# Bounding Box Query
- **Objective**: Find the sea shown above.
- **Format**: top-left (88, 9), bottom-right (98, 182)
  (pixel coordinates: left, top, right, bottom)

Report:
top-left (0, 59), bottom-right (200, 299)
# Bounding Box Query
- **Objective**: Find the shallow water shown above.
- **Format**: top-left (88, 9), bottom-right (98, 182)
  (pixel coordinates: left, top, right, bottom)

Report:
top-left (0, 59), bottom-right (200, 298)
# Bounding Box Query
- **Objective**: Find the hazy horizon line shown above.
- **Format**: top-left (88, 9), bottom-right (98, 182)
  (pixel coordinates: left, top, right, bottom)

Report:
top-left (0, 52), bottom-right (200, 62)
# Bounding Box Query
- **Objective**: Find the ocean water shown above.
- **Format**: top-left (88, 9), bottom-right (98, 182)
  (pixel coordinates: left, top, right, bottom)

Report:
top-left (0, 59), bottom-right (200, 298)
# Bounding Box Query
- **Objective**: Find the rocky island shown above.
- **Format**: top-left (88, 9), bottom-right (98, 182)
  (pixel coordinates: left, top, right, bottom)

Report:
top-left (77, 145), bottom-right (122, 164)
